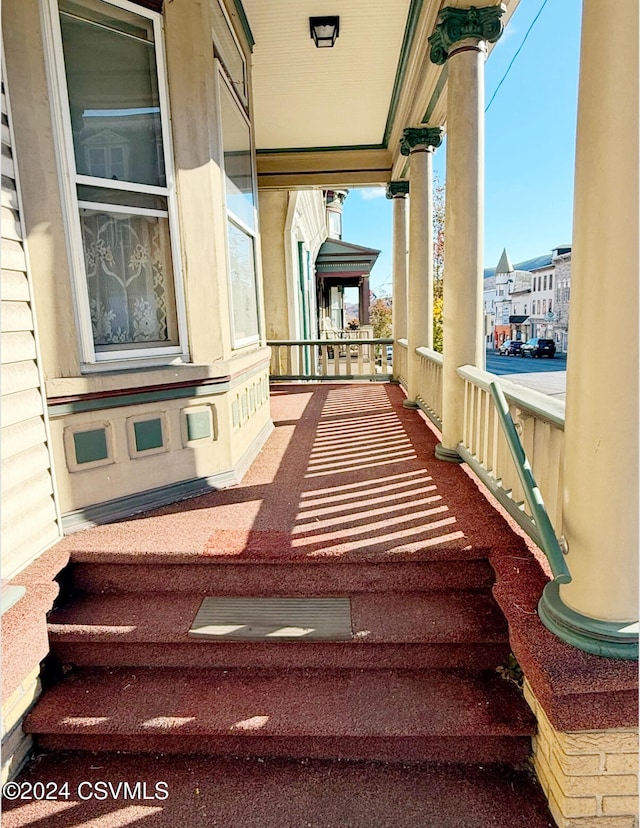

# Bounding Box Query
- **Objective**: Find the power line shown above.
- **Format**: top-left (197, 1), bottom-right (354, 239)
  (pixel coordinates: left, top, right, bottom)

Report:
top-left (485, 0), bottom-right (552, 113)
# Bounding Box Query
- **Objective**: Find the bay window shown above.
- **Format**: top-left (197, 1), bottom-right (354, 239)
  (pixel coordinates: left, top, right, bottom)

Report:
top-left (46, 0), bottom-right (187, 364)
top-left (217, 65), bottom-right (260, 348)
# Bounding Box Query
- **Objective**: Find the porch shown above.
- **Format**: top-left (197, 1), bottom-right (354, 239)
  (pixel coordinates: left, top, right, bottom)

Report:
top-left (3, 382), bottom-right (636, 827)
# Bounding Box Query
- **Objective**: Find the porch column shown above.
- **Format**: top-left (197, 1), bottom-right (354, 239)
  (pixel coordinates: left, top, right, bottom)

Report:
top-left (400, 127), bottom-right (442, 408)
top-left (386, 181), bottom-right (409, 345)
top-left (538, 0), bottom-right (638, 658)
top-left (359, 276), bottom-right (370, 325)
top-left (428, 5), bottom-right (505, 460)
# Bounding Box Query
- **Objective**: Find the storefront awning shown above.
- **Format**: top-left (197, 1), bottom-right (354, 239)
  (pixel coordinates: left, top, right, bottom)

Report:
top-left (509, 315), bottom-right (529, 324)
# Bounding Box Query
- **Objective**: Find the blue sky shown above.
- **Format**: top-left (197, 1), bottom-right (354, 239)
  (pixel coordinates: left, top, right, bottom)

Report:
top-left (341, 0), bottom-right (583, 296)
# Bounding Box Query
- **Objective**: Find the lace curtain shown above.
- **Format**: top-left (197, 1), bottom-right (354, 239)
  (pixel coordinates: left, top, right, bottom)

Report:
top-left (80, 212), bottom-right (174, 347)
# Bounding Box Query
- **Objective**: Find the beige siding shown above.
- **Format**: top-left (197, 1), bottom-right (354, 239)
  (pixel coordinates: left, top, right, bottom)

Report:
top-left (1, 69), bottom-right (60, 580)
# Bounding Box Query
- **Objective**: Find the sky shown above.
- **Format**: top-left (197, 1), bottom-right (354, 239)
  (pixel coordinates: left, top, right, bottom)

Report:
top-left (340, 0), bottom-right (583, 297)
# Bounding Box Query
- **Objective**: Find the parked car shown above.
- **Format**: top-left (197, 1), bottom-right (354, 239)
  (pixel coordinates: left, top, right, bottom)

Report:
top-left (498, 339), bottom-right (523, 356)
top-left (521, 338), bottom-right (556, 358)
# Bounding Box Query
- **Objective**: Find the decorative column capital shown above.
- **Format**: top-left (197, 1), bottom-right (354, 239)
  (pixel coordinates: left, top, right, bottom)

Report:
top-left (400, 126), bottom-right (443, 156)
top-left (386, 180), bottom-right (410, 199)
top-left (428, 4), bottom-right (506, 65)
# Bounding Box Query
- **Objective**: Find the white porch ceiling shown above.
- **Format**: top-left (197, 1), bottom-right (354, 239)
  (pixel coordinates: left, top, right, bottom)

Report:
top-left (242, 0), bottom-right (520, 186)
top-left (243, 0), bottom-right (412, 151)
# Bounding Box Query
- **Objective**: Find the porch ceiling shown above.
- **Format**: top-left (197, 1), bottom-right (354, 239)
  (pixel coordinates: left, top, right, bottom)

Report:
top-left (243, 0), bottom-right (519, 188)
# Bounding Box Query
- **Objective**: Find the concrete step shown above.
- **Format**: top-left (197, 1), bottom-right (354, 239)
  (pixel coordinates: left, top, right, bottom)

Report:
top-left (25, 666), bottom-right (535, 764)
top-left (67, 556), bottom-right (496, 595)
top-left (48, 590), bottom-right (511, 671)
top-left (0, 752), bottom-right (556, 828)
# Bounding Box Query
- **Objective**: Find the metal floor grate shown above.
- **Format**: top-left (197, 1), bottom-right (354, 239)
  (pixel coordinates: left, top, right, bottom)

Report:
top-left (189, 597), bottom-right (353, 641)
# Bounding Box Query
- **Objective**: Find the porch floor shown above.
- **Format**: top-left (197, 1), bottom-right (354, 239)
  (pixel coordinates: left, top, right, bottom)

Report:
top-left (52, 382), bottom-right (535, 563)
top-left (4, 383), bottom-right (562, 827)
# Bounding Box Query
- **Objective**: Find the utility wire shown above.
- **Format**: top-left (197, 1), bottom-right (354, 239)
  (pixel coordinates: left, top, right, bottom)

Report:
top-left (485, 0), bottom-right (551, 113)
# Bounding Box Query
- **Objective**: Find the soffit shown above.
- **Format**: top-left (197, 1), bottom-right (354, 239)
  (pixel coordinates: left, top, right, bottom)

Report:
top-left (243, 0), bottom-right (412, 151)
top-left (243, 0), bottom-right (521, 185)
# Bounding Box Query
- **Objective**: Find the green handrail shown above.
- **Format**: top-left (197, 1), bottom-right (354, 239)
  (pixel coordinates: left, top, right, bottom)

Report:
top-left (489, 381), bottom-right (571, 585)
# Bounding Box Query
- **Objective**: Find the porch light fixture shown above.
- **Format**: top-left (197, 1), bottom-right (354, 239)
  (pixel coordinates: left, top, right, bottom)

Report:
top-left (310, 16), bottom-right (339, 48)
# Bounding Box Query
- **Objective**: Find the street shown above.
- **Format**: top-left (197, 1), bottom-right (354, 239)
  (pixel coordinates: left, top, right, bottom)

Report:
top-left (485, 349), bottom-right (567, 401)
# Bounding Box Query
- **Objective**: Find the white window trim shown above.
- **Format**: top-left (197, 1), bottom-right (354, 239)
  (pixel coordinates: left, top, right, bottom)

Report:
top-left (215, 62), bottom-right (261, 350)
top-left (211, 0), bottom-right (248, 108)
top-left (42, 0), bottom-right (189, 367)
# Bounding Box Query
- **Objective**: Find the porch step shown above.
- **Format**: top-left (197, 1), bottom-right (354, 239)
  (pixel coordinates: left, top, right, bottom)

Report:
top-left (67, 556), bottom-right (496, 595)
top-left (48, 590), bottom-right (510, 670)
top-left (0, 752), bottom-right (556, 828)
top-left (25, 666), bottom-right (535, 764)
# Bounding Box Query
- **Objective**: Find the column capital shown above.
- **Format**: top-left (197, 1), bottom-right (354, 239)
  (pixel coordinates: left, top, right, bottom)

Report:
top-left (428, 4), bottom-right (506, 65)
top-left (386, 180), bottom-right (410, 199)
top-left (400, 126), bottom-right (443, 157)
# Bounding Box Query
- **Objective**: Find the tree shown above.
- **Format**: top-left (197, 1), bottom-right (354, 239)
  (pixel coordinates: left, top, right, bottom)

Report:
top-left (370, 297), bottom-right (392, 339)
top-left (433, 176), bottom-right (445, 352)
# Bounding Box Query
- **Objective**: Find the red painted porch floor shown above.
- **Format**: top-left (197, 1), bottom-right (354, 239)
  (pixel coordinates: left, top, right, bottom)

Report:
top-left (3, 383), bottom-right (567, 826)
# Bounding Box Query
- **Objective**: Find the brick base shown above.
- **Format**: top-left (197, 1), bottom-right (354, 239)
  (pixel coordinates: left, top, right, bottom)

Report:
top-left (525, 681), bottom-right (639, 828)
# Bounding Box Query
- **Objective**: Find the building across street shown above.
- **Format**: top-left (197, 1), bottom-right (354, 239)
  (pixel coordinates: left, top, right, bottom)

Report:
top-left (484, 246), bottom-right (572, 352)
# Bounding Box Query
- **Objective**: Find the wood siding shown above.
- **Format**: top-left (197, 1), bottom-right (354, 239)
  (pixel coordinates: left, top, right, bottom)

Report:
top-left (1, 69), bottom-right (60, 580)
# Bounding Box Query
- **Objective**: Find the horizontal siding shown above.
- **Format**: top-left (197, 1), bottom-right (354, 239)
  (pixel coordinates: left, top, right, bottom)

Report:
top-left (2, 516), bottom-right (60, 582)
top-left (1, 417), bottom-right (49, 461)
top-left (1, 360), bottom-right (41, 396)
top-left (1, 301), bottom-right (34, 332)
top-left (1, 238), bottom-right (27, 272)
top-left (1, 148), bottom-right (15, 179)
top-left (1, 181), bottom-right (18, 211)
top-left (1, 206), bottom-right (22, 241)
top-left (1, 331), bottom-right (38, 363)
top-left (2, 468), bottom-right (53, 520)
top-left (1, 443), bottom-right (52, 493)
top-left (1, 269), bottom-right (30, 301)
top-left (1, 70), bottom-right (61, 578)
top-left (1, 388), bottom-right (45, 429)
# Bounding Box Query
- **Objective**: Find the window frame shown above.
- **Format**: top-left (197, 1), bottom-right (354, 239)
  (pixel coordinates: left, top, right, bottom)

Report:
top-left (215, 60), bottom-right (261, 350)
top-left (211, 0), bottom-right (249, 109)
top-left (43, 0), bottom-right (189, 368)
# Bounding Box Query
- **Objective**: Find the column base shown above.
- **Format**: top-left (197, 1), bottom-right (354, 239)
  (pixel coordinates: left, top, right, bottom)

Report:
top-left (402, 400), bottom-right (419, 410)
top-left (435, 443), bottom-right (464, 463)
top-left (538, 581), bottom-right (639, 660)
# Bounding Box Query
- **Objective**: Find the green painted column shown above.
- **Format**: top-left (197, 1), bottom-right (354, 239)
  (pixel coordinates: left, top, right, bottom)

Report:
top-left (399, 128), bottom-right (442, 408)
top-left (386, 181), bottom-right (409, 348)
top-left (428, 5), bottom-right (505, 461)
top-left (538, 0), bottom-right (638, 659)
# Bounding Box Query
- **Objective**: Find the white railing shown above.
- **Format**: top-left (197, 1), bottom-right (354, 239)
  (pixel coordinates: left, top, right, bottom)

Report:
top-left (456, 364), bottom-right (565, 547)
top-left (268, 339), bottom-right (393, 381)
top-left (415, 347), bottom-right (443, 427)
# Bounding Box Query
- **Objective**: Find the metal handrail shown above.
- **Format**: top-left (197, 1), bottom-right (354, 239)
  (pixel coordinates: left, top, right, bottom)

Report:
top-left (488, 380), bottom-right (571, 585)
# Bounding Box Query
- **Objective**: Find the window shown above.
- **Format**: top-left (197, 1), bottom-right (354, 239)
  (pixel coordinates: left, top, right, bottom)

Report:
top-left (47, 0), bottom-right (186, 364)
top-left (549, 299), bottom-right (552, 312)
top-left (211, 0), bottom-right (248, 107)
top-left (217, 66), bottom-right (260, 347)
top-left (328, 210), bottom-right (342, 239)
top-left (544, 274), bottom-right (548, 290)
top-left (549, 273), bottom-right (553, 289)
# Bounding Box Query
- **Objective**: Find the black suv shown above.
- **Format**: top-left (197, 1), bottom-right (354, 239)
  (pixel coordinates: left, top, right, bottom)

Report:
top-left (521, 338), bottom-right (556, 358)
top-left (498, 339), bottom-right (523, 356)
